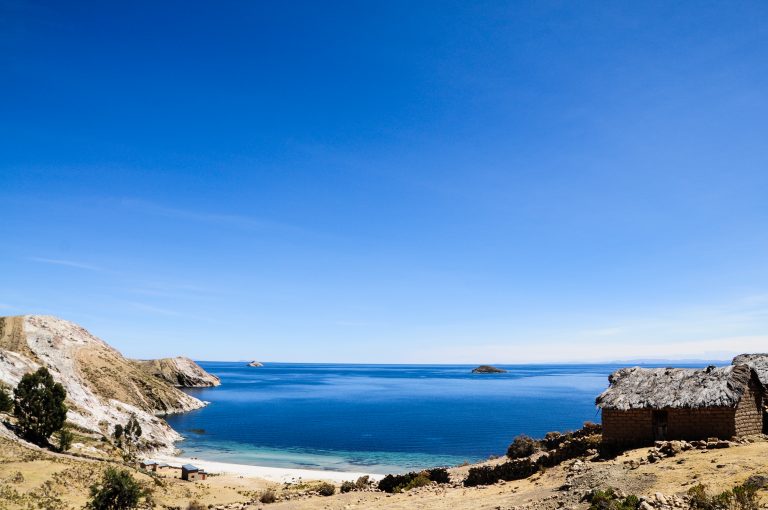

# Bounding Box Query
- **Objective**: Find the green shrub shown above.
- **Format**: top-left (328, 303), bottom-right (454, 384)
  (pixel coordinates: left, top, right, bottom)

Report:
top-left (688, 483), bottom-right (759, 510)
top-left (259, 490), bottom-right (277, 504)
top-left (340, 481), bottom-right (356, 493)
top-left (0, 385), bottom-right (12, 413)
top-left (87, 467), bottom-right (147, 510)
top-left (186, 501), bottom-right (207, 510)
top-left (378, 468), bottom-right (450, 493)
top-left (507, 434), bottom-right (538, 459)
top-left (13, 367), bottom-right (68, 445)
top-left (56, 428), bottom-right (73, 452)
top-left (426, 467), bottom-right (450, 484)
top-left (316, 482), bottom-right (335, 496)
top-left (587, 488), bottom-right (640, 510)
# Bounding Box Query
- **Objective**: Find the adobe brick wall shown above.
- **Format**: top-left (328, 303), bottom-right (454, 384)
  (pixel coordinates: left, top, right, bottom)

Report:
top-left (734, 381), bottom-right (763, 436)
top-left (666, 407), bottom-right (735, 439)
top-left (602, 409), bottom-right (653, 444)
top-left (602, 399), bottom-right (761, 445)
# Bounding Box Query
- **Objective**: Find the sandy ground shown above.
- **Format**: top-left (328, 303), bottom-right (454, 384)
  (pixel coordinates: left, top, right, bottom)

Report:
top-left (2, 430), bottom-right (768, 510)
top-left (151, 453), bottom-right (384, 483)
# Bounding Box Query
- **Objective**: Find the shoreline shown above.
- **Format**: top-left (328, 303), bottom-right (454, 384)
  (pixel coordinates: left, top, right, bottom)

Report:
top-left (151, 453), bottom-right (384, 483)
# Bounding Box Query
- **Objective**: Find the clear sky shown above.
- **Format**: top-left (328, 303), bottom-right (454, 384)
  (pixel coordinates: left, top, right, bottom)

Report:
top-left (1, 1), bottom-right (767, 363)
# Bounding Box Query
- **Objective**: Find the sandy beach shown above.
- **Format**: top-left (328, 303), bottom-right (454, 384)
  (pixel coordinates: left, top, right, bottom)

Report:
top-left (152, 453), bottom-right (384, 483)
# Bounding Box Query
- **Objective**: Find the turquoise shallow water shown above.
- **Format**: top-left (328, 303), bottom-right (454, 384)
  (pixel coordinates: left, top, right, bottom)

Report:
top-left (165, 362), bottom-right (710, 474)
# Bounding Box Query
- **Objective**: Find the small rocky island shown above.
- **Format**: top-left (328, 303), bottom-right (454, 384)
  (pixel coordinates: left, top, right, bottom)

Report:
top-left (471, 365), bottom-right (507, 374)
top-left (247, 361), bottom-right (264, 367)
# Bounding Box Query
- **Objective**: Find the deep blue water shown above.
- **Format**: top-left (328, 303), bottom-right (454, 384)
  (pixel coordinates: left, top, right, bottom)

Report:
top-left (165, 362), bottom-right (711, 474)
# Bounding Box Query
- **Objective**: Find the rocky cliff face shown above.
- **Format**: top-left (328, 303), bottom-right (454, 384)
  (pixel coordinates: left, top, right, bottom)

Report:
top-left (135, 357), bottom-right (221, 387)
top-left (0, 315), bottom-right (215, 453)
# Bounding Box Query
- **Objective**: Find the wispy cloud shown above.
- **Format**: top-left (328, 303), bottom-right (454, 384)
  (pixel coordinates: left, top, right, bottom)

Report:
top-left (29, 257), bottom-right (103, 272)
top-left (121, 199), bottom-right (307, 234)
top-left (126, 302), bottom-right (184, 317)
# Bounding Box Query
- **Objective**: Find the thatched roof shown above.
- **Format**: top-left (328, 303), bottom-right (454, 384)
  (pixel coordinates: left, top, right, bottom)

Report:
top-left (733, 354), bottom-right (768, 386)
top-left (596, 364), bottom-right (758, 410)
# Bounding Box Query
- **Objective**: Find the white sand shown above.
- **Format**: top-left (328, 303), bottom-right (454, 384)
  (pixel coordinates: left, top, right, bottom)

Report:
top-left (151, 454), bottom-right (383, 483)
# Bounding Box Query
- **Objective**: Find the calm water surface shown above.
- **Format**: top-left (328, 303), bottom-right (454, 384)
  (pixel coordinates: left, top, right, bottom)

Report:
top-left (165, 362), bottom-right (708, 473)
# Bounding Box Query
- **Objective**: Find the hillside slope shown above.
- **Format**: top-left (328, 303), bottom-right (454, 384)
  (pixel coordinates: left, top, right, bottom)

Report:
top-left (0, 315), bottom-right (213, 452)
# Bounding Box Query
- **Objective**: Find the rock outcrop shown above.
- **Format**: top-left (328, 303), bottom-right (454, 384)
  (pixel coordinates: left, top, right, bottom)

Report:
top-left (471, 365), bottom-right (507, 374)
top-left (0, 315), bottom-right (210, 453)
top-left (135, 357), bottom-right (220, 387)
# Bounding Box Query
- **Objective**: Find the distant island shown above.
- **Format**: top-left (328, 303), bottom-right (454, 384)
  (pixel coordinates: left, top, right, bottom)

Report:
top-left (247, 361), bottom-right (264, 367)
top-left (471, 365), bottom-right (507, 374)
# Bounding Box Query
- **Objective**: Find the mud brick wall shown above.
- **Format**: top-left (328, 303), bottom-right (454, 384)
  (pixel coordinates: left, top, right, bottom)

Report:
top-left (734, 382), bottom-right (763, 436)
top-left (666, 408), bottom-right (735, 439)
top-left (601, 409), bottom-right (652, 444)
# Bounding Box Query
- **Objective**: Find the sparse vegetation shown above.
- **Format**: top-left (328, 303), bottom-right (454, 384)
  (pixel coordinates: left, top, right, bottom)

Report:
top-left (688, 482), bottom-right (759, 510)
top-left (56, 428), bottom-right (73, 452)
top-left (507, 434), bottom-right (538, 459)
top-left (587, 488), bottom-right (640, 510)
top-left (340, 480), bottom-right (356, 493)
top-left (186, 500), bottom-right (207, 510)
top-left (260, 490), bottom-right (277, 503)
top-left (86, 467), bottom-right (148, 510)
top-left (378, 468), bottom-right (449, 493)
top-left (0, 385), bottom-right (12, 413)
top-left (13, 367), bottom-right (68, 445)
top-left (316, 482), bottom-right (335, 496)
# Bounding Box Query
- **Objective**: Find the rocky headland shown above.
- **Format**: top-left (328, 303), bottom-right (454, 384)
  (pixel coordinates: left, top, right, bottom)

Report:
top-left (0, 315), bottom-right (217, 453)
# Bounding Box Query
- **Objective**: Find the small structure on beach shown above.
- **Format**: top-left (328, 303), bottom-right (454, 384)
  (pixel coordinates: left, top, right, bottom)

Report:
top-left (596, 364), bottom-right (764, 446)
top-left (139, 460), bottom-right (158, 472)
top-left (181, 464), bottom-right (207, 481)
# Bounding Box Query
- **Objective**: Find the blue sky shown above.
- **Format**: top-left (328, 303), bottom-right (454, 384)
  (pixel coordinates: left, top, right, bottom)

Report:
top-left (1, 1), bottom-right (767, 362)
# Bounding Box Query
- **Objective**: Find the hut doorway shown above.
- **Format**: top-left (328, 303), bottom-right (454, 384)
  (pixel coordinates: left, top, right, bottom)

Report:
top-left (653, 410), bottom-right (668, 440)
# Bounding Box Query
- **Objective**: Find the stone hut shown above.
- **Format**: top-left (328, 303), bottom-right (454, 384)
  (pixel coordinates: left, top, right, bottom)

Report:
top-left (181, 464), bottom-right (207, 481)
top-left (596, 364), bottom-right (763, 446)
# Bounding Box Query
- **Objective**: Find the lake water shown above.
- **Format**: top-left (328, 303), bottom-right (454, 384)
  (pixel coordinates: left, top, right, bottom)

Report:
top-left (165, 362), bottom-right (710, 474)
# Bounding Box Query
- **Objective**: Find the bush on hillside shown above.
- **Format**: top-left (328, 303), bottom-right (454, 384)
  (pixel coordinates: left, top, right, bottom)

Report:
top-left (259, 490), bottom-right (277, 504)
top-left (688, 483), bottom-right (759, 510)
top-left (56, 428), bottom-right (73, 452)
top-left (0, 385), bottom-right (12, 413)
top-left (587, 489), bottom-right (640, 510)
top-left (463, 458), bottom-right (538, 487)
top-left (425, 467), bottom-right (450, 484)
top-left (87, 468), bottom-right (147, 510)
top-left (507, 434), bottom-right (538, 459)
top-left (316, 482), bottom-right (335, 496)
top-left (340, 481), bottom-right (356, 493)
top-left (186, 500), bottom-right (207, 510)
top-left (14, 367), bottom-right (68, 445)
top-left (378, 468), bottom-right (450, 493)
